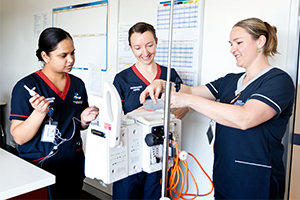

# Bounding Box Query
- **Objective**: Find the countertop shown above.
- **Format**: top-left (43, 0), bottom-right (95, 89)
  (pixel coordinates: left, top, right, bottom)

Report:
top-left (0, 148), bottom-right (55, 199)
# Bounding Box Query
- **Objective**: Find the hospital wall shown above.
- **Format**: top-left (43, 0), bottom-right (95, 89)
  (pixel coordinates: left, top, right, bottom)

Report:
top-left (0, 2), bottom-right (1, 76)
top-left (0, 0), bottom-right (299, 199)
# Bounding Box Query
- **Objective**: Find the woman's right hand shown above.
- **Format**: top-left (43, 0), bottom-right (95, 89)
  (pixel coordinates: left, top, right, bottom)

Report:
top-left (11, 93), bottom-right (50, 145)
top-left (29, 93), bottom-right (50, 115)
top-left (140, 79), bottom-right (166, 104)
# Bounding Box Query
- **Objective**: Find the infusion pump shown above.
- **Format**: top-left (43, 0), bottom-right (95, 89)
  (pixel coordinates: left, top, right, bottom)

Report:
top-left (84, 82), bottom-right (182, 184)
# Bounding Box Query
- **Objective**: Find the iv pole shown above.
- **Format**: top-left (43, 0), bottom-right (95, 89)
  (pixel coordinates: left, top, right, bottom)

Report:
top-left (160, 0), bottom-right (175, 199)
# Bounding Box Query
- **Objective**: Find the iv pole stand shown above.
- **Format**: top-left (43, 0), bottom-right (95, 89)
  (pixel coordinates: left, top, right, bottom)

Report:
top-left (160, 0), bottom-right (175, 199)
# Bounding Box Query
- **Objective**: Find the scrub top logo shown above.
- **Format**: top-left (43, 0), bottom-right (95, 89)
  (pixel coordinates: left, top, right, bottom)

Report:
top-left (74, 93), bottom-right (81, 100)
top-left (130, 85), bottom-right (143, 92)
top-left (73, 92), bottom-right (83, 104)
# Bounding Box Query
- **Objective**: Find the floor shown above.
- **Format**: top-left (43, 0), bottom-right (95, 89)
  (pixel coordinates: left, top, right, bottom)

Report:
top-left (81, 182), bottom-right (112, 200)
top-left (81, 190), bottom-right (100, 199)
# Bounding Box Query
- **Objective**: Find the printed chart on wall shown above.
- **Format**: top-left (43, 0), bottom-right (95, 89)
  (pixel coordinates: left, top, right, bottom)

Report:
top-left (118, 0), bottom-right (202, 86)
top-left (53, 0), bottom-right (108, 96)
top-left (156, 0), bottom-right (202, 86)
top-left (118, 24), bottom-right (136, 72)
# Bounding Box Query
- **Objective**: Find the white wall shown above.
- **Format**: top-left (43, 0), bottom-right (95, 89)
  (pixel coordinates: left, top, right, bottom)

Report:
top-left (0, 0), bottom-right (299, 199)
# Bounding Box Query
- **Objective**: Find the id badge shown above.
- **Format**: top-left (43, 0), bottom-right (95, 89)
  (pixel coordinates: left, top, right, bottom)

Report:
top-left (206, 120), bottom-right (214, 145)
top-left (41, 120), bottom-right (57, 143)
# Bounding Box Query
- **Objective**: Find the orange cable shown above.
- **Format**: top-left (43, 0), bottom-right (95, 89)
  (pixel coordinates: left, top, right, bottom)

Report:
top-left (166, 140), bottom-right (214, 199)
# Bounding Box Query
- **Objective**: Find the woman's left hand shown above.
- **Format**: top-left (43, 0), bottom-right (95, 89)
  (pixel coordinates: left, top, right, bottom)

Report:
top-left (81, 106), bottom-right (99, 128)
top-left (162, 91), bottom-right (190, 109)
top-left (171, 107), bottom-right (190, 120)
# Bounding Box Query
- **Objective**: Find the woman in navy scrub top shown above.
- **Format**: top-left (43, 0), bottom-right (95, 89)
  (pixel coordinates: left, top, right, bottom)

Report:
top-left (10, 27), bottom-right (99, 199)
top-left (140, 18), bottom-right (295, 199)
top-left (112, 22), bottom-right (189, 199)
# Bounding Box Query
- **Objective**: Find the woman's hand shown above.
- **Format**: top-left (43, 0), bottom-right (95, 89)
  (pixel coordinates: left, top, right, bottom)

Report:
top-left (81, 106), bottom-right (99, 129)
top-left (29, 93), bottom-right (50, 115)
top-left (11, 93), bottom-right (50, 145)
top-left (140, 79), bottom-right (166, 104)
top-left (171, 107), bottom-right (190, 120)
top-left (162, 91), bottom-right (190, 109)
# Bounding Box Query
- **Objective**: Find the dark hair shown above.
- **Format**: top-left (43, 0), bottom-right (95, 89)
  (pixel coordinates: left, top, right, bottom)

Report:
top-left (233, 18), bottom-right (278, 56)
top-left (128, 22), bottom-right (157, 46)
top-left (36, 27), bottom-right (73, 62)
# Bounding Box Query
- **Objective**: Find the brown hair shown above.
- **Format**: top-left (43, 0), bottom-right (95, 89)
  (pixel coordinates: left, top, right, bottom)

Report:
top-left (128, 22), bottom-right (157, 46)
top-left (233, 18), bottom-right (279, 56)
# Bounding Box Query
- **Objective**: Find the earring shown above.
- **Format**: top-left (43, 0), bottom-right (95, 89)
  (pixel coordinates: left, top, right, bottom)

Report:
top-left (257, 49), bottom-right (261, 53)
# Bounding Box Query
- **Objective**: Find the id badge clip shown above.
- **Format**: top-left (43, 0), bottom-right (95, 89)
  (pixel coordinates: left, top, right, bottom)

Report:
top-left (41, 107), bottom-right (57, 143)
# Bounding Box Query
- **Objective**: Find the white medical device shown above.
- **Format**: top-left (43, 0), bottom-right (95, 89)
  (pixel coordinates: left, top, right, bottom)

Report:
top-left (84, 82), bottom-right (181, 184)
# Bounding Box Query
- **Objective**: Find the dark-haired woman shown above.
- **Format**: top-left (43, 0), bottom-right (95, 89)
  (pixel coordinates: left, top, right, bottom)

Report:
top-left (10, 27), bottom-right (98, 199)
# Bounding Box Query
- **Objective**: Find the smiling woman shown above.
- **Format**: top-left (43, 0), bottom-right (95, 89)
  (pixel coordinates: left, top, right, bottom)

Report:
top-left (112, 22), bottom-right (190, 200)
top-left (229, 18), bottom-right (279, 83)
top-left (140, 17), bottom-right (295, 199)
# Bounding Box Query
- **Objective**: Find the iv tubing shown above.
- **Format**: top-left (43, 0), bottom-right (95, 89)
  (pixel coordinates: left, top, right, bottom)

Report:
top-left (167, 141), bottom-right (214, 200)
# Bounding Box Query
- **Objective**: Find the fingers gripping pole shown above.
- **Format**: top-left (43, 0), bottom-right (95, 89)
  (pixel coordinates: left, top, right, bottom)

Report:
top-left (161, 0), bottom-right (175, 199)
